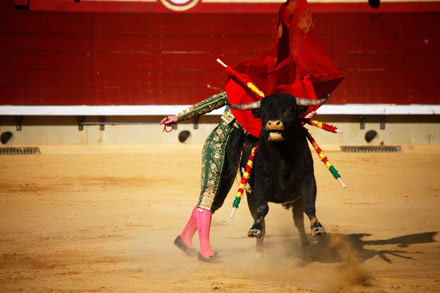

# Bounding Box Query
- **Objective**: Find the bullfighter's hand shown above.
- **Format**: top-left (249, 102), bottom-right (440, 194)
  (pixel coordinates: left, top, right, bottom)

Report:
top-left (160, 115), bottom-right (179, 127)
top-left (304, 111), bottom-right (317, 120)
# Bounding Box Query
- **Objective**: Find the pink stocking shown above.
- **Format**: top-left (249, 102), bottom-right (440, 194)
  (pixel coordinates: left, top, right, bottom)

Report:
top-left (179, 206), bottom-right (198, 248)
top-left (196, 208), bottom-right (214, 258)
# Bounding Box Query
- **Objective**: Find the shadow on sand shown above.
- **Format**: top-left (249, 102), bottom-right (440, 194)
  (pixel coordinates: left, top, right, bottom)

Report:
top-left (294, 231), bottom-right (438, 264)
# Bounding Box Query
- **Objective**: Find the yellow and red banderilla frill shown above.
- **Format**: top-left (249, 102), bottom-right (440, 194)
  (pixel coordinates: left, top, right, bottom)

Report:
top-left (230, 145), bottom-right (258, 218)
top-left (304, 119), bottom-right (343, 134)
top-left (304, 128), bottom-right (346, 188)
top-left (217, 58), bottom-right (265, 100)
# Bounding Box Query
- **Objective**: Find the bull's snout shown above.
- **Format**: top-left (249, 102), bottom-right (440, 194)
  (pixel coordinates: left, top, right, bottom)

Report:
top-left (265, 120), bottom-right (284, 131)
top-left (265, 120), bottom-right (284, 142)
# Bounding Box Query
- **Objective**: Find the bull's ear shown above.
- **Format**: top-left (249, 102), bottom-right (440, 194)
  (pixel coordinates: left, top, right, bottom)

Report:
top-left (252, 108), bottom-right (261, 118)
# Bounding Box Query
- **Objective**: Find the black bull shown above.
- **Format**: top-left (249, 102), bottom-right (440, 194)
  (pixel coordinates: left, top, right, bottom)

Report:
top-left (230, 93), bottom-right (328, 252)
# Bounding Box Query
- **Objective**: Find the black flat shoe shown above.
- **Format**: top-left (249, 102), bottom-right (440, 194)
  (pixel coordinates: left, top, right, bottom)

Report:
top-left (198, 252), bottom-right (221, 263)
top-left (174, 236), bottom-right (197, 256)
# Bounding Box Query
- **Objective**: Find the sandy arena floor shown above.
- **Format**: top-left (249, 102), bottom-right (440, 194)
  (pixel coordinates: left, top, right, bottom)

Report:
top-left (0, 144), bottom-right (439, 292)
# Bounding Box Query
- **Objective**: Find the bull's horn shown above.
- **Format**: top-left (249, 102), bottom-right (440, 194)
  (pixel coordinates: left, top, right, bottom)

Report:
top-left (295, 94), bottom-right (330, 106)
top-left (228, 100), bottom-right (261, 111)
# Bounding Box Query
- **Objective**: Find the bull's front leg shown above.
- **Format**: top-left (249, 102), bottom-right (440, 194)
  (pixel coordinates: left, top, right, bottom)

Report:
top-left (292, 199), bottom-right (310, 246)
top-left (247, 157), bottom-right (268, 240)
top-left (246, 190), bottom-right (265, 254)
top-left (302, 177), bottom-right (327, 237)
top-left (248, 203), bottom-right (269, 239)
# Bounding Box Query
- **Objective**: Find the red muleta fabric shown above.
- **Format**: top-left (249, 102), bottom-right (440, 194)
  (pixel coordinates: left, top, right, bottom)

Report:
top-left (225, 0), bottom-right (344, 137)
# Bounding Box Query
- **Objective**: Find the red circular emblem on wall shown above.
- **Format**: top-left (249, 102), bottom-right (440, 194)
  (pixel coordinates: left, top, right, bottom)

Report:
top-left (159, 0), bottom-right (201, 11)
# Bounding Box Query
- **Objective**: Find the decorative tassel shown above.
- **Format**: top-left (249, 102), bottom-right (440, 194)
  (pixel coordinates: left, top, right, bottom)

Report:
top-left (230, 145), bottom-right (259, 218)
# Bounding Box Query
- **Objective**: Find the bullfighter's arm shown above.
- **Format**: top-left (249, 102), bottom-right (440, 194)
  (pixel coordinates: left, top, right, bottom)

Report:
top-left (177, 91), bottom-right (228, 121)
top-left (160, 91), bottom-right (228, 127)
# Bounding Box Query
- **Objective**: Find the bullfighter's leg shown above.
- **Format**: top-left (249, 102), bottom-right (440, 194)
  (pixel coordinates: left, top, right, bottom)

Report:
top-left (174, 206), bottom-right (198, 256)
top-left (195, 207), bottom-right (215, 260)
top-left (196, 122), bottom-right (243, 263)
top-left (292, 200), bottom-right (310, 246)
top-left (302, 179), bottom-right (326, 237)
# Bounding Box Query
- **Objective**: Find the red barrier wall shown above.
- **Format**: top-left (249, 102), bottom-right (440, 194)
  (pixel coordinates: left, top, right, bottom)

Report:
top-left (0, 0), bottom-right (439, 106)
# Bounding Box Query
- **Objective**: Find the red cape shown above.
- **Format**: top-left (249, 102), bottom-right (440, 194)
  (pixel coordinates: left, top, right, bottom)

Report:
top-left (225, 0), bottom-right (344, 137)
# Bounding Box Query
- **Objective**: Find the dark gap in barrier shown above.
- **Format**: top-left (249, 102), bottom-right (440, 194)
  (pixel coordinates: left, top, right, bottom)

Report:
top-left (340, 145), bottom-right (402, 153)
top-left (0, 147), bottom-right (41, 155)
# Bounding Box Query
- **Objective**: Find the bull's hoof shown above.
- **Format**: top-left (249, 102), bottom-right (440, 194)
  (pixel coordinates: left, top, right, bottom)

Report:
top-left (174, 235), bottom-right (197, 256)
top-left (311, 222), bottom-right (326, 237)
top-left (248, 227), bottom-right (263, 239)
